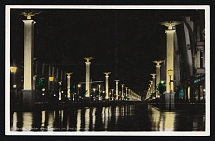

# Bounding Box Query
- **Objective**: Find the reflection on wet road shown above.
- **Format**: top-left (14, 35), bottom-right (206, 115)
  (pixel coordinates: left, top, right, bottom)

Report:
top-left (10, 104), bottom-right (205, 131)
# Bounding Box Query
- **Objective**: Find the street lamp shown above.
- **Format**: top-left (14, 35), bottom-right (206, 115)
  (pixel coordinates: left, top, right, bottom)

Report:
top-left (10, 66), bottom-right (17, 100)
top-left (49, 76), bottom-right (54, 97)
top-left (168, 69), bottom-right (173, 110)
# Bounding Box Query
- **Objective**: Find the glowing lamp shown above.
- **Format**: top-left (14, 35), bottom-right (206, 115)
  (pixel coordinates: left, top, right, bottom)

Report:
top-left (168, 69), bottom-right (173, 76)
top-left (49, 76), bottom-right (54, 81)
top-left (10, 67), bottom-right (17, 73)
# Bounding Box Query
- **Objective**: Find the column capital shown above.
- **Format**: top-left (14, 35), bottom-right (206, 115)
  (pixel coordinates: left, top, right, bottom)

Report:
top-left (121, 84), bottom-right (125, 87)
top-left (66, 72), bottom-right (73, 76)
top-left (150, 73), bottom-right (156, 78)
top-left (84, 57), bottom-right (93, 62)
top-left (153, 60), bottom-right (163, 66)
top-left (104, 72), bottom-right (111, 75)
top-left (125, 87), bottom-right (128, 89)
top-left (159, 21), bottom-right (181, 29)
top-left (115, 80), bottom-right (120, 82)
top-left (22, 19), bottom-right (35, 24)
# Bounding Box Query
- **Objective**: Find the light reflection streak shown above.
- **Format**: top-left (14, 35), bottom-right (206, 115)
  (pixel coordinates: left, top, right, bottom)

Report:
top-left (41, 111), bottom-right (45, 127)
top-left (76, 109), bottom-right (81, 131)
top-left (23, 112), bottom-right (32, 130)
top-left (85, 108), bottom-right (90, 130)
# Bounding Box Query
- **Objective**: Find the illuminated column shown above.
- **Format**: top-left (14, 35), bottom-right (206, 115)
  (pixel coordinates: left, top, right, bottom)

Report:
top-left (121, 84), bottom-right (125, 100)
top-left (84, 57), bottom-right (93, 98)
top-left (160, 21), bottom-right (180, 92)
top-left (149, 80), bottom-right (153, 94)
top-left (150, 73), bottom-right (156, 94)
top-left (66, 72), bottom-right (73, 99)
top-left (115, 80), bottom-right (120, 100)
top-left (104, 72), bottom-right (111, 100)
top-left (153, 60), bottom-right (163, 86)
top-left (125, 87), bottom-right (128, 99)
top-left (22, 17), bottom-right (36, 109)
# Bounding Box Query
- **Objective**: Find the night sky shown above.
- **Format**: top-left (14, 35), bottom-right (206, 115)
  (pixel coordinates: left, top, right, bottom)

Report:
top-left (10, 8), bottom-right (200, 94)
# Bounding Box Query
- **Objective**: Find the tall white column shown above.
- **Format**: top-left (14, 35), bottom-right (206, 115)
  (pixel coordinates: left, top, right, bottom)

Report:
top-left (153, 61), bottom-right (163, 97)
top-left (160, 21), bottom-right (180, 92)
top-left (23, 19), bottom-right (35, 90)
top-left (121, 84), bottom-right (125, 100)
top-left (84, 57), bottom-right (93, 98)
top-left (66, 72), bottom-right (73, 99)
top-left (115, 80), bottom-right (120, 100)
top-left (153, 61), bottom-right (163, 86)
top-left (22, 18), bottom-right (36, 109)
top-left (104, 72), bottom-right (111, 100)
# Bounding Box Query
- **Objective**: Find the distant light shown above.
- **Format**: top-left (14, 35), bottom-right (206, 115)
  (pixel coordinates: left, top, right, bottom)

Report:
top-left (42, 93), bottom-right (45, 96)
top-left (42, 88), bottom-right (45, 91)
top-left (13, 85), bottom-right (17, 88)
top-left (54, 94), bottom-right (56, 96)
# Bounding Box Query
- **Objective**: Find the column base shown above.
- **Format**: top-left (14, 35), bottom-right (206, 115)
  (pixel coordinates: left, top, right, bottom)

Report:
top-left (22, 90), bottom-right (36, 110)
top-left (163, 91), bottom-right (175, 110)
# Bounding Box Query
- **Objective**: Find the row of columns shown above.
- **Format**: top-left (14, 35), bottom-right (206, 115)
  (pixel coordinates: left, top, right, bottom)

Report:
top-left (146, 21), bottom-right (180, 103)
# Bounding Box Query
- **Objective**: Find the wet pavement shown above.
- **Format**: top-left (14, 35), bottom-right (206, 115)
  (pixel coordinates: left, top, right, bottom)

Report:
top-left (10, 104), bottom-right (205, 132)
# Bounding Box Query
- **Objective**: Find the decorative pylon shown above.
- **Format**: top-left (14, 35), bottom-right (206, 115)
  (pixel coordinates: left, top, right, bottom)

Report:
top-left (104, 72), bottom-right (111, 100)
top-left (153, 60), bottom-right (163, 98)
top-left (159, 21), bottom-right (180, 92)
top-left (115, 80), bottom-right (120, 100)
top-left (66, 72), bottom-right (73, 99)
top-left (84, 57), bottom-right (93, 98)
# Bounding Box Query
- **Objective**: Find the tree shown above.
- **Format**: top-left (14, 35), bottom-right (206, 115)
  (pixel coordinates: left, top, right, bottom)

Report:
top-left (158, 82), bottom-right (166, 94)
top-left (36, 78), bottom-right (45, 91)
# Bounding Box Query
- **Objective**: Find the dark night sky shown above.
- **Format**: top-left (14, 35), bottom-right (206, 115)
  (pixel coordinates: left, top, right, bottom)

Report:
top-left (10, 8), bottom-right (201, 93)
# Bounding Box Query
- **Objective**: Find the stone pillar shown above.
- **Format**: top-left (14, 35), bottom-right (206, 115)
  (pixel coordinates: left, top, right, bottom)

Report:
top-left (121, 84), bottom-right (125, 100)
top-left (153, 61), bottom-right (163, 97)
top-left (104, 72), bottom-right (111, 100)
top-left (153, 61), bottom-right (163, 86)
top-left (150, 73), bottom-right (156, 94)
top-left (149, 80), bottom-right (153, 94)
top-left (22, 19), bottom-right (36, 109)
top-left (66, 72), bottom-right (72, 99)
top-left (125, 87), bottom-right (128, 99)
top-left (160, 21), bottom-right (180, 92)
top-left (84, 57), bottom-right (93, 98)
top-left (115, 80), bottom-right (120, 100)
top-left (160, 21), bottom-right (180, 110)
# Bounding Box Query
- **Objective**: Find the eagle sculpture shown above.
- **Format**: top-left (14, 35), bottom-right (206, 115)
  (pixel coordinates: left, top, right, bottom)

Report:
top-left (20, 11), bottom-right (41, 19)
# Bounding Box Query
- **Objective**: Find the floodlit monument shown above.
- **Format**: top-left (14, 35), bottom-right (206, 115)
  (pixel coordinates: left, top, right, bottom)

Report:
top-left (160, 21), bottom-right (181, 110)
top-left (84, 57), bottom-right (93, 98)
top-left (21, 11), bottom-right (40, 109)
top-left (104, 72), bottom-right (111, 100)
